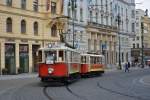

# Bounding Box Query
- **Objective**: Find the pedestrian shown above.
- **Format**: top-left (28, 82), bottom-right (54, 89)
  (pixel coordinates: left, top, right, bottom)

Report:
top-left (124, 62), bottom-right (129, 72)
top-left (128, 62), bottom-right (130, 68)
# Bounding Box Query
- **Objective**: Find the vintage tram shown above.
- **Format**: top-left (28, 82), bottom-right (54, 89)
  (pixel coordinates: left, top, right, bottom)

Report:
top-left (37, 44), bottom-right (105, 83)
top-left (80, 54), bottom-right (105, 76)
top-left (37, 44), bottom-right (81, 83)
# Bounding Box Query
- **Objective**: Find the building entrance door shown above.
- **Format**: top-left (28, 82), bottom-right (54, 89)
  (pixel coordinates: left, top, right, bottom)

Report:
top-left (19, 44), bottom-right (29, 73)
top-left (32, 45), bottom-right (40, 72)
top-left (5, 44), bottom-right (16, 74)
top-left (0, 43), bottom-right (2, 75)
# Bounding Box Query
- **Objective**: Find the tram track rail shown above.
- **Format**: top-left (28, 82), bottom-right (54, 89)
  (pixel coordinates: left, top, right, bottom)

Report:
top-left (43, 86), bottom-right (53, 100)
top-left (65, 85), bottom-right (88, 100)
top-left (43, 84), bottom-right (88, 100)
top-left (97, 82), bottom-right (149, 100)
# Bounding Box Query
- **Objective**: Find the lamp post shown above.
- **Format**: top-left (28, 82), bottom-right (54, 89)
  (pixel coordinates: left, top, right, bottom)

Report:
top-left (68, 0), bottom-right (77, 49)
top-left (116, 14), bottom-right (122, 70)
top-left (141, 22), bottom-right (144, 68)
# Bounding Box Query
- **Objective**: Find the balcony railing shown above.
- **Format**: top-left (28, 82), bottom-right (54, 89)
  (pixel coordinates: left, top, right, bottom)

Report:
top-left (87, 22), bottom-right (117, 31)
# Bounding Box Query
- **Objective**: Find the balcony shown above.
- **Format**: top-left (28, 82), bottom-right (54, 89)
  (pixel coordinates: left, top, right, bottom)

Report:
top-left (87, 22), bottom-right (117, 32)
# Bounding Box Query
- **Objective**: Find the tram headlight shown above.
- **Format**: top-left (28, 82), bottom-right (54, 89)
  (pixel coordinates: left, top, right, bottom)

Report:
top-left (48, 68), bottom-right (54, 74)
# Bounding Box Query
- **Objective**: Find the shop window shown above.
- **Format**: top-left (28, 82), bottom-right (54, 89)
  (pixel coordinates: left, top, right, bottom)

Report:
top-left (37, 50), bottom-right (42, 62)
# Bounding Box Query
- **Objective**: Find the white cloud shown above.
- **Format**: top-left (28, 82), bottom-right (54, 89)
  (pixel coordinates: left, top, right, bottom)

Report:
top-left (135, 0), bottom-right (150, 11)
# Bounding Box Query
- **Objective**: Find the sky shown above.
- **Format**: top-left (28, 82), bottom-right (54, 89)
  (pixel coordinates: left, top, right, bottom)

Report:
top-left (135, 0), bottom-right (150, 11)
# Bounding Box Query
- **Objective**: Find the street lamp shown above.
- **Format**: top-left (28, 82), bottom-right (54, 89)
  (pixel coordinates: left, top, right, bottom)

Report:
top-left (116, 14), bottom-right (122, 70)
top-left (68, 0), bottom-right (77, 49)
top-left (141, 22), bottom-right (144, 68)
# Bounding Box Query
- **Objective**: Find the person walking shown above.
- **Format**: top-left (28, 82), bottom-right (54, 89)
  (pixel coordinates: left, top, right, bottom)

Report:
top-left (124, 62), bottom-right (129, 72)
top-left (128, 62), bottom-right (130, 68)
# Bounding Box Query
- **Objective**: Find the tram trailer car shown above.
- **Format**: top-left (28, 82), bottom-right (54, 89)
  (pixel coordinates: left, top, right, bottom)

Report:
top-left (80, 54), bottom-right (105, 77)
top-left (37, 45), bottom-right (81, 83)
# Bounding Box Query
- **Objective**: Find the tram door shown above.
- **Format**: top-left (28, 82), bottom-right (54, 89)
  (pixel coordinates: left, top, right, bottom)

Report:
top-left (19, 44), bottom-right (29, 73)
top-left (66, 51), bottom-right (71, 74)
top-left (5, 44), bottom-right (16, 74)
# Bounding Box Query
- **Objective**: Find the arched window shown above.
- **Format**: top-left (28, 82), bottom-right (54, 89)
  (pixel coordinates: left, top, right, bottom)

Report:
top-left (51, 24), bottom-right (57, 37)
top-left (34, 22), bottom-right (38, 35)
top-left (6, 0), bottom-right (12, 6)
top-left (21, 0), bottom-right (26, 9)
top-left (21, 20), bottom-right (26, 33)
top-left (90, 11), bottom-right (92, 22)
top-left (6, 17), bottom-right (12, 32)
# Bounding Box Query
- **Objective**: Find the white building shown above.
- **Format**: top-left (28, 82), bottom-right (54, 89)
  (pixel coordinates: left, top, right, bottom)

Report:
top-left (113, 0), bottom-right (136, 65)
top-left (63, 0), bottom-right (136, 68)
top-left (63, 0), bottom-right (88, 53)
top-left (132, 9), bottom-right (145, 48)
top-left (87, 0), bottom-right (117, 67)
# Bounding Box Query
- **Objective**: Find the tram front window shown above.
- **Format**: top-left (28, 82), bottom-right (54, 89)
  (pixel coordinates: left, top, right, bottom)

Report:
top-left (45, 51), bottom-right (56, 64)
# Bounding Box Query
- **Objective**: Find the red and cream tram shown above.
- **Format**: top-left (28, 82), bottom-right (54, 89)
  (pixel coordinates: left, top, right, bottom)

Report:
top-left (37, 44), bottom-right (81, 83)
top-left (80, 54), bottom-right (105, 76)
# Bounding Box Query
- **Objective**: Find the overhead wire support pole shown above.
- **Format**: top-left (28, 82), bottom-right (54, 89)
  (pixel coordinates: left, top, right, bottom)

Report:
top-left (68, 0), bottom-right (77, 49)
top-left (141, 22), bottom-right (144, 68)
top-left (116, 14), bottom-right (122, 70)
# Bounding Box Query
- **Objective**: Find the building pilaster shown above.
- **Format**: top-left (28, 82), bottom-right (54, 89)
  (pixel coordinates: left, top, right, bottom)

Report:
top-left (0, 40), bottom-right (5, 74)
top-left (15, 41), bottom-right (19, 74)
top-left (29, 42), bottom-right (33, 73)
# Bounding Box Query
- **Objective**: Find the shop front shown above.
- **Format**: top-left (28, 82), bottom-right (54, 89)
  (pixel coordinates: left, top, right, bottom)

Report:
top-left (32, 45), bottom-right (40, 72)
top-left (19, 44), bottom-right (29, 73)
top-left (5, 43), bottom-right (16, 74)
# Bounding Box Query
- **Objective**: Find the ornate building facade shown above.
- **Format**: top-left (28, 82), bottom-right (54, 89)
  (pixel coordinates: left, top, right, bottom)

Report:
top-left (63, 0), bottom-right (89, 52)
top-left (113, 0), bottom-right (136, 66)
top-left (0, 0), bottom-right (65, 74)
top-left (87, 0), bottom-right (117, 67)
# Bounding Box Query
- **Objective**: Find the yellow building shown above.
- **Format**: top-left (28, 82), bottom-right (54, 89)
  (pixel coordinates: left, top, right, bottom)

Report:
top-left (142, 16), bottom-right (150, 48)
top-left (0, 0), bottom-right (66, 74)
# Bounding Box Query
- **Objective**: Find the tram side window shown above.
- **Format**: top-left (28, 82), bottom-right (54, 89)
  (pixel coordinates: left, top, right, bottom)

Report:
top-left (102, 57), bottom-right (105, 64)
top-left (73, 52), bottom-right (80, 63)
top-left (99, 57), bottom-right (102, 64)
top-left (97, 57), bottom-right (101, 64)
top-left (58, 50), bottom-right (64, 62)
top-left (71, 52), bottom-right (80, 63)
top-left (94, 57), bottom-right (97, 64)
top-left (38, 50), bottom-right (42, 62)
top-left (81, 56), bottom-right (86, 63)
top-left (70, 51), bottom-right (73, 62)
top-left (90, 57), bottom-right (93, 64)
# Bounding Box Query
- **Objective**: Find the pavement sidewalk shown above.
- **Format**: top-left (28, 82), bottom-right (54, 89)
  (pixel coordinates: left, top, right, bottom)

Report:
top-left (0, 66), bottom-right (149, 81)
top-left (0, 73), bottom-right (38, 80)
top-left (105, 66), bottom-right (150, 72)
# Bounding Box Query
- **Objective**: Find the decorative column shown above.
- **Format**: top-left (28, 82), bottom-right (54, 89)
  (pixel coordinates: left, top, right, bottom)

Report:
top-left (15, 40), bottom-right (20, 74)
top-left (0, 40), bottom-right (5, 75)
top-left (29, 42), bottom-right (33, 73)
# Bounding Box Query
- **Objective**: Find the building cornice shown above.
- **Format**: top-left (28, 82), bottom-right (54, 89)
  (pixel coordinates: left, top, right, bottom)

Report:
top-left (0, 34), bottom-right (59, 42)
